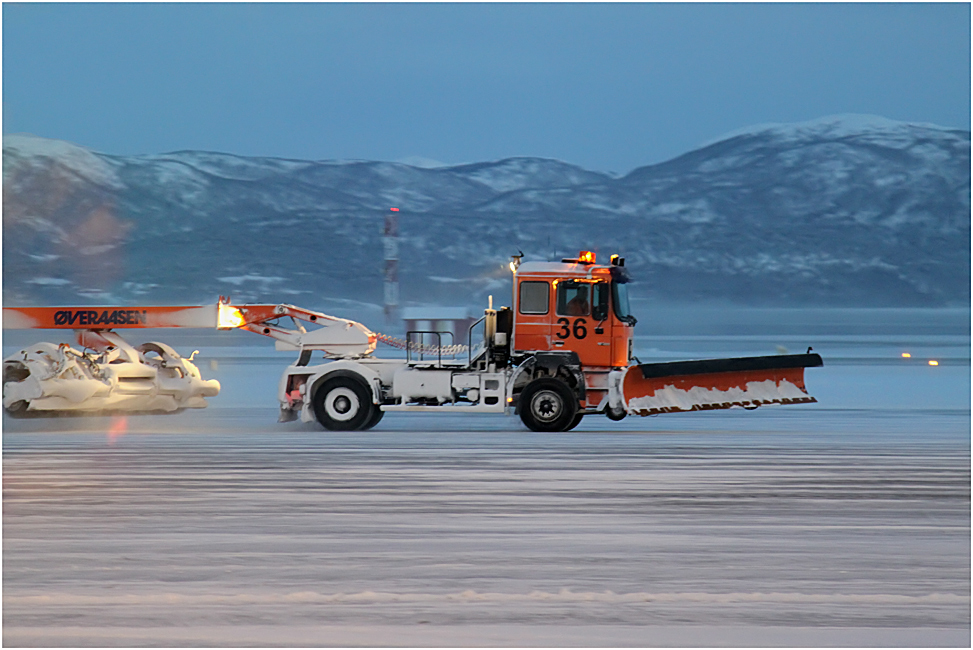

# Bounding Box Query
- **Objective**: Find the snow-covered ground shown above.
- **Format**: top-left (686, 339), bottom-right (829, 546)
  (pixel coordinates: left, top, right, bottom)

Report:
top-left (3, 309), bottom-right (969, 646)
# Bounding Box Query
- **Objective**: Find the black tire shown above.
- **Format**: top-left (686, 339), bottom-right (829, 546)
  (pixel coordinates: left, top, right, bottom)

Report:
top-left (606, 407), bottom-right (626, 421)
top-left (565, 413), bottom-right (584, 431)
top-left (312, 376), bottom-right (374, 431)
top-left (362, 405), bottom-right (385, 430)
top-left (519, 378), bottom-right (578, 432)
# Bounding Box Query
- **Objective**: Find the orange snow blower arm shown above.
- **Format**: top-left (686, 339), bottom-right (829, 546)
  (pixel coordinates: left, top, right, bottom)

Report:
top-left (2, 305), bottom-right (221, 330)
top-left (3, 298), bottom-right (376, 359)
top-left (212, 300), bottom-right (378, 358)
top-left (1, 299), bottom-right (303, 332)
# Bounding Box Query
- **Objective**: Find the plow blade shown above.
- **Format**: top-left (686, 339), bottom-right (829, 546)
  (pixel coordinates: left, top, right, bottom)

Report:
top-left (622, 353), bottom-right (823, 416)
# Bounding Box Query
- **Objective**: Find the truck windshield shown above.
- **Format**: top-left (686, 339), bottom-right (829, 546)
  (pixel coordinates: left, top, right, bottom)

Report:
top-left (612, 282), bottom-right (633, 322)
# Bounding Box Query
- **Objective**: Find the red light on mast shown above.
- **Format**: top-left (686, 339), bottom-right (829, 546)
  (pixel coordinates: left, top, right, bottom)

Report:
top-left (390, 207), bottom-right (399, 212)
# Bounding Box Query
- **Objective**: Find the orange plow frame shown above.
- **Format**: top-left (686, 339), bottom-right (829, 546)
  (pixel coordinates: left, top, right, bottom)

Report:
top-left (622, 353), bottom-right (823, 415)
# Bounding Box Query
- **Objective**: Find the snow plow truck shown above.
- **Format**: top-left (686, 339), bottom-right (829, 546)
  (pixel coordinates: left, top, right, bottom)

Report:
top-left (3, 251), bottom-right (822, 431)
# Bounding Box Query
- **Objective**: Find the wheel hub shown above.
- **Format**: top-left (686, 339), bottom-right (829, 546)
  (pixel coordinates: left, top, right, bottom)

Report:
top-left (334, 396), bottom-right (351, 413)
top-left (531, 390), bottom-right (562, 422)
top-left (325, 387), bottom-right (360, 422)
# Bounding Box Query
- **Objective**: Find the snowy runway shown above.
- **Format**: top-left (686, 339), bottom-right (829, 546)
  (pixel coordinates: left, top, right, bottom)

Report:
top-left (4, 405), bottom-right (969, 646)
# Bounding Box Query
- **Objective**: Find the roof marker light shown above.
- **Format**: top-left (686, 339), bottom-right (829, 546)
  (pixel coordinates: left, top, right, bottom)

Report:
top-left (578, 251), bottom-right (596, 264)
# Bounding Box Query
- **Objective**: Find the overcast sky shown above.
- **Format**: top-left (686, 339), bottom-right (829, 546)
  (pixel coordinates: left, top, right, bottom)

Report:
top-left (3, 2), bottom-right (969, 173)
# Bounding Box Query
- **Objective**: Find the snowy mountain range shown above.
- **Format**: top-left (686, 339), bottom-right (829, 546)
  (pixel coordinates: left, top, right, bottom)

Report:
top-left (3, 114), bottom-right (969, 316)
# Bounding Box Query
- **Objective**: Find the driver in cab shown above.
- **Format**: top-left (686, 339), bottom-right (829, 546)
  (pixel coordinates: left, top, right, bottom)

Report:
top-left (565, 288), bottom-right (589, 316)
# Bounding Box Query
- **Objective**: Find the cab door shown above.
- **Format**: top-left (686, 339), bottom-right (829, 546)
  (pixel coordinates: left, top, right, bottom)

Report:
top-left (513, 279), bottom-right (552, 352)
top-left (589, 281), bottom-right (614, 367)
top-left (610, 280), bottom-right (635, 367)
top-left (553, 280), bottom-right (612, 367)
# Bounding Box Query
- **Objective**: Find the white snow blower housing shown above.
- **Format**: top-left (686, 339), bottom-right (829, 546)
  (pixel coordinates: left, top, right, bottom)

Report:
top-left (2, 305), bottom-right (220, 416)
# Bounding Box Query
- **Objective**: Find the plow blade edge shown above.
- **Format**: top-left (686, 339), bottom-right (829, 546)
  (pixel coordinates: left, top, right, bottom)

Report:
top-left (622, 353), bottom-right (824, 415)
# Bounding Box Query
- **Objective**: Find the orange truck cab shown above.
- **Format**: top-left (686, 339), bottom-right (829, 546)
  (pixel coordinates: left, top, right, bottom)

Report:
top-left (511, 251), bottom-right (635, 412)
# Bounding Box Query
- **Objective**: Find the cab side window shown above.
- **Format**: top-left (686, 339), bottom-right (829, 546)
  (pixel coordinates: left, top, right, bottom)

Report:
top-left (519, 281), bottom-right (550, 314)
top-left (556, 281), bottom-right (590, 316)
top-left (592, 282), bottom-right (609, 321)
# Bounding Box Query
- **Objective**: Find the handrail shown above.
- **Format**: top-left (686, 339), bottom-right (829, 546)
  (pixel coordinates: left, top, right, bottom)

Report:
top-left (375, 332), bottom-right (466, 356)
top-left (467, 315), bottom-right (486, 368)
top-left (406, 330), bottom-right (455, 367)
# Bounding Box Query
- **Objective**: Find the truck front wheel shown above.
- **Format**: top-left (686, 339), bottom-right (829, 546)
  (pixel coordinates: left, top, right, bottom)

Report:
top-left (519, 378), bottom-right (579, 432)
top-left (565, 413), bottom-right (584, 431)
top-left (313, 376), bottom-right (374, 431)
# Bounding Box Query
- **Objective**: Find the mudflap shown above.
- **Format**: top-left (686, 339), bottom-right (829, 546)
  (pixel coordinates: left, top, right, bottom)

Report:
top-left (622, 353), bottom-right (823, 415)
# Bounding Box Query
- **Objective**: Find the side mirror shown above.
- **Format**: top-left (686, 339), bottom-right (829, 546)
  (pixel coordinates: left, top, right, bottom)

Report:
top-left (592, 304), bottom-right (608, 321)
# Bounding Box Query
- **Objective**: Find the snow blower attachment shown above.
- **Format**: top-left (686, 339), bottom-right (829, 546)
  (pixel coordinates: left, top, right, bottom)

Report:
top-left (2, 305), bottom-right (221, 416)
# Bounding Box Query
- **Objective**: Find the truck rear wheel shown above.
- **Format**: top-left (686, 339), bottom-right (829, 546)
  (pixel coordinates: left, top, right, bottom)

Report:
top-left (520, 378), bottom-right (578, 432)
top-left (312, 376), bottom-right (374, 431)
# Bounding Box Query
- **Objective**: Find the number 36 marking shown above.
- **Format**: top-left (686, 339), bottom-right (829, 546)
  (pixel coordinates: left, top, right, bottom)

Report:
top-left (556, 318), bottom-right (587, 340)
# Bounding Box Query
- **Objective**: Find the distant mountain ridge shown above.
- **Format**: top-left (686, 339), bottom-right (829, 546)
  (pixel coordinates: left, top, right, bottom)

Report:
top-left (3, 114), bottom-right (969, 314)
